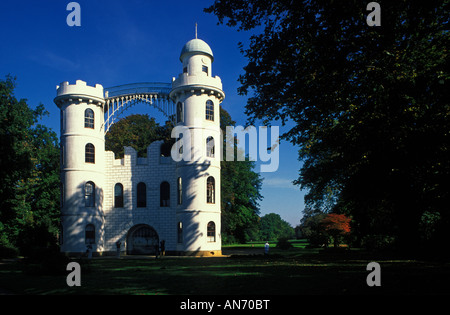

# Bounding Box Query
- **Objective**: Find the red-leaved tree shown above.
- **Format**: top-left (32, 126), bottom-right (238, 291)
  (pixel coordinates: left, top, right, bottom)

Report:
top-left (320, 214), bottom-right (351, 248)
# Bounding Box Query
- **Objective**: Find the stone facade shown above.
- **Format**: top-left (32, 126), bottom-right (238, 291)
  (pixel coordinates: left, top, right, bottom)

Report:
top-left (55, 38), bottom-right (224, 256)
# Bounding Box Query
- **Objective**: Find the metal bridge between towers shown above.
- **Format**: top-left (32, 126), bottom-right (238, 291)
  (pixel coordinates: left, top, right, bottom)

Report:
top-left (102, 82), bottom-right (175, 134)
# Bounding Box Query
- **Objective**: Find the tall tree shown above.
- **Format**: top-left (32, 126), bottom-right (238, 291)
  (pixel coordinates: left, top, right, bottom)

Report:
top-left (321, 214), bottom-right (351, 248)
top-left (206, 1), bottom-right (449, 251)
top-left (299, 212), bottom-right (328, 247)
top-left (0, 76), bottom-right (60, 253)
top-left (259, 213), bottom-right (294, 241)
top-left (220, 107), bottom-right (263, 243)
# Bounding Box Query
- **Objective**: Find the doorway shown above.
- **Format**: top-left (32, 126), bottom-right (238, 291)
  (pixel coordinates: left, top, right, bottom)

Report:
top-left (126, 224), bottom-right (159, 255)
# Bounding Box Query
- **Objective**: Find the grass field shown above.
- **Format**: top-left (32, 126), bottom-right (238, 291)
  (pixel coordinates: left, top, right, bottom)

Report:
top-left (1, 240), bottom-right (449, 295)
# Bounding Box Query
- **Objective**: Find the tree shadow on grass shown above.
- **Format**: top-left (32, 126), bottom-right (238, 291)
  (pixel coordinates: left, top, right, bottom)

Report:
top-left (2, 249), bottom-right (450, 295)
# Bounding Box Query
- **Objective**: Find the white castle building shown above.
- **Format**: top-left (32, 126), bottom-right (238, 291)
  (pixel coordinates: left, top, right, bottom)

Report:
top-left (54, 38), bottom-right (224, 256)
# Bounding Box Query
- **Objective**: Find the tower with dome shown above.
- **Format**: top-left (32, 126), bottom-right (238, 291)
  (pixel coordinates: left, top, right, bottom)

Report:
top-left (54, 37), bottom-right (224, 256)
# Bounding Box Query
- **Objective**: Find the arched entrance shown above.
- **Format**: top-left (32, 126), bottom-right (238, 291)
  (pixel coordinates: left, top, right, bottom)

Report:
top-left (126, 224), bottom-right (159, 255)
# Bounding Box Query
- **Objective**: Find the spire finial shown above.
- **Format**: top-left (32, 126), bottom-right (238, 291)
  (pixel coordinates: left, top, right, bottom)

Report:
top-left (195, 22), bottom-right (198, 39)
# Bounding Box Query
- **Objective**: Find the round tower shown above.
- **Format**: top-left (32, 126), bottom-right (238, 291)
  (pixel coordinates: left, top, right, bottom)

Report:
top-left (170, 38), bottom-right (225, 256)
top-left (54, 80), bottom-right (106, 255)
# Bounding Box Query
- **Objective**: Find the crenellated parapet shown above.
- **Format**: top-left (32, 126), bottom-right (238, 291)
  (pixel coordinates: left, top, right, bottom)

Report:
top-left (104, 140), bottom-right (175, 169)
top-left (54, 80), bottom-right (105, 108)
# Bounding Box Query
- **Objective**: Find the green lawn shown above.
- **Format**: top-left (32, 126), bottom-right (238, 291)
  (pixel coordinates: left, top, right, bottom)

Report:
top-left (1, 240), bottom-right (449, 295)
top-left (223, 239), bottom-right (309, 249)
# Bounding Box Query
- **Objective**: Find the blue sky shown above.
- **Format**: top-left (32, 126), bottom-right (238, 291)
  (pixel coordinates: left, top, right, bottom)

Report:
top-left (0, 0), bottom-right (305, 227)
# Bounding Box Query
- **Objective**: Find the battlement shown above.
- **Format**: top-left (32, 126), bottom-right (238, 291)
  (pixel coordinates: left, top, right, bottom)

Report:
top-left (56, 80), bottom-right (104, 99)
top-left (105, 140), bottom-right (175, 169)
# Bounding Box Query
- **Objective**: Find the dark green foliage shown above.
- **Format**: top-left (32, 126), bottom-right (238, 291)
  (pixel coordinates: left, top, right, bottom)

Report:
top-left (206, 0), bottom-right (450, 251)
top-left (259, 213), bottom-right (294, 241)
top-left (220, 107), bottom-right (263, 243)
top-left (19, 222), bottom-right (69, 275)
top-left (105, 114), bottom-right (173, 158)
top-left (0, 75), bottom-right (60, 257)
top-left (299, 212), bottom-right (328, 248)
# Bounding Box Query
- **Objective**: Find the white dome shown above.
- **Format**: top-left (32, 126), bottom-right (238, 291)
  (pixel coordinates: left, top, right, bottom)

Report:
top-left (180, 38), bottom-right (214, 61)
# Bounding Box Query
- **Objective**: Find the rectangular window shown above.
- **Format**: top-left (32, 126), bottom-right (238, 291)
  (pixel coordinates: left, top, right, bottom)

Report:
top-left (60, 110), bottom-right (64, 133)
top-left (177, 177), bottom-right (182, 205)
top-left (137, 182), bottom-right (146, 208)
top-left (160, 181), bottom-right (170, 207)
top-left (202, 65), bottom-right (208, 75)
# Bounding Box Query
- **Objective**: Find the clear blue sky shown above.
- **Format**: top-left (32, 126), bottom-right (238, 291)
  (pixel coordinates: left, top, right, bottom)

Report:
top-left (0, 0), bottom-right (305, 227)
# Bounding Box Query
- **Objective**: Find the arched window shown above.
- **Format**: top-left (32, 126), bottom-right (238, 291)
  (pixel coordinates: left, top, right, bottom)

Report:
top-left (85, 143), bottom-right (95, 163)
top-left (205, 100), bottom-right (214, 121)
top-left (176, 102), bottom-right (183, 123)
top-left (177, 177), bottom-right (182, 205)
top-left (85, 181), bottom-right (95, 207)
top-left (85, 224), bottom-right (95, 244)
top-left (207, 221), bottom-right (216, 242)
top-left (84, 108), bottom-right (94, 129)
top-left (177, 221), bottom-right (183, 243)
top-left (206, 176), bottom-right (215, 204)
top-left (114, 183), bottom-right (124, 208)
top-left (137, 182), bottom-right (146, 208)
top-left (160, 181), bottom-right (170, 207)
top-left (206, 136), bottom-right (215, 158)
